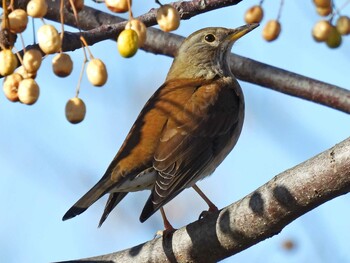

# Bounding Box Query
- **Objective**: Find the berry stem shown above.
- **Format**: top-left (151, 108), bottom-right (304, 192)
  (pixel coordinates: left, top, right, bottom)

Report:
top-left (13, 46), bottom-right (25, 69)
top-left (40, 17), bottom-right (46, 25)
top-left (75, 59), bottom-right (86, 98)
top-left (127, 0), bottom-right (133, 19)
top-left (2, 0), bottom-right (9, 30)
top-left (8, 0), bottom-right (14, 11)
top-left (69, 0), bottom-right (82, 30)
top-left (80, 36), bottom-right (94, 60)
top-left (18, 33), bottom-right (26, 53)
top-left (333, 0), bottom-right (350, 17)
top-left (155, 0), bottom-right (163, 7)
top-left (277, 0), bottom-right (284, 21)
top-left (32, 17), bottom-right (37, 44)
top-left (60, 0), bottom-right (65, 52)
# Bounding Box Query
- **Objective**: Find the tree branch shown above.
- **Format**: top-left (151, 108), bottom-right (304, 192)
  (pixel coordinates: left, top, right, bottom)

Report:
top-left (7, 0), bottom-right (350, 114)
top-left (57, 137), bottom-right (350, 262)
top-left (230, 55), bottom-right (350, 114)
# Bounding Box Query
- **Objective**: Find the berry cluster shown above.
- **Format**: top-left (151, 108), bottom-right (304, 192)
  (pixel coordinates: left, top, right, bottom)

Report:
top-left (1, 0), bottom-right (181, 124)
top-left (244, 3), bottom-right (282, 42)
top-left (1, 1), bottom-right (48, 105)
top-left (115, 0), bottom-right (180, 58)
top-left (312, 0), bottom-right (350, 48)
top-left (244, 0), bottom-right (350, 47)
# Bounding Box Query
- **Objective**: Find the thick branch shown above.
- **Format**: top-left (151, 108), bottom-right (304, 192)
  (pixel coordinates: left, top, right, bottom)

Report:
top-left (57, 137), bottom-right (350, 262)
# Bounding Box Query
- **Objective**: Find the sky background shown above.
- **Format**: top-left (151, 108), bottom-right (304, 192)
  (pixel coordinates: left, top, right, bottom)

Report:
top-left (1, 1), bottom-right (350, 262)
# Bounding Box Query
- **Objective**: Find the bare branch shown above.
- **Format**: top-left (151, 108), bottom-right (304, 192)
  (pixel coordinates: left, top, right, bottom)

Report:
top-left (230, 55), bottom-right (350, 114)
top-left (1, 1), bottom-right (348, 113)
top-left (57, 137), bottom-right (350, 262)
top-left (7, 0), bottom-right (350, 114)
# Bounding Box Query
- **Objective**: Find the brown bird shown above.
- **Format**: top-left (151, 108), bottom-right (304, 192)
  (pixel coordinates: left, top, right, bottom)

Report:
top-left (63, 24), bottom-right (258, 229)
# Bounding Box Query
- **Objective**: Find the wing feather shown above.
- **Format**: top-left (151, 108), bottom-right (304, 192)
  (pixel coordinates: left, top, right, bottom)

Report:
top-left (140, 77), bottom-right (243, 222)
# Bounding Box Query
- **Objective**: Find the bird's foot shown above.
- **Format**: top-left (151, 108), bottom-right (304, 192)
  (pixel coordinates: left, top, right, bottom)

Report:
top-left (198, 205), bottom-right (218, 220)
top-left (154, 207), bottom-right (176, 238)
top-left (154, 227), bottom-right (176, 239)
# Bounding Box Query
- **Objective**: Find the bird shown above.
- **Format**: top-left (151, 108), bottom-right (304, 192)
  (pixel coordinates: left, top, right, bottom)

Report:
top-left (63, 24), bottom-right (259, 230)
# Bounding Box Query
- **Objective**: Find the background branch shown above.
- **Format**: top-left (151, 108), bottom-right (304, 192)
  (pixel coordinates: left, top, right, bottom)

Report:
top-left (7, 0), bottom-right (350, 114)
top-left (58, 137), bottom-right (350, 262)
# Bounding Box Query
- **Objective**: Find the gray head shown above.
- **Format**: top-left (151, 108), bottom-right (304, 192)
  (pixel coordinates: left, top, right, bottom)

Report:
top-left (166, 24), bottom-right (259, 80)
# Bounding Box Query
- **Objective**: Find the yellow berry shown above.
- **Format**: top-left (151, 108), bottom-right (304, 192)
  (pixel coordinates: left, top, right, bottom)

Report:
top-left (3, 73), bottom-right (22, 102)
top-left (52, 53), bottom-right (73, 77)
top-left (65, 0), bottom-right (84, 12)
top-left (23, 49), bottom-right (42, 73)
top-left (336, 16), bottom-right (350, 35)
top-left (86, 58), bottom-right (108, 86)
top-left (326, 26), bottom-right (342, 48)
top-left (16, 66), bottom-right (37, 79)
top-left (262, 20), bottom-right (281, 42)
top-left (244, 5), bottom-right (264, 24)
top-left (125, 19), bottom-right (147, 47)
top-left (316, 6), bottom-right (332, 17)
top-left (105, 0), bottom-right (130, 13)
top-left (6, 9), bottom-right (28, 33)
top-left (17, 78), bottom-right (40, 105)
top-left (312, 20), bottom-right (332, 42)
top-left (156, 4), bottom-right (180, 32)
top-left (0, 49), bottom-right (18, 76)
top-left (65, 97), bottom-right (86, 124)
top-left (313, 0), bottom-right (331, 8)
top-left (117, 29), bottom-right (139, 58)
top-left (27, 0), bottom-right (48, 18)
top-left (37, 24), bottom-right (62, 54)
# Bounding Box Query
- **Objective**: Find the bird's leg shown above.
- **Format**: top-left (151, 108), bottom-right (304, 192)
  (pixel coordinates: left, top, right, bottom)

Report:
top-left (193, 184), bottom-right (218, 219)
top-left (193, 184), bottom-right (218, 211)
top-left (155, 207), bottom-right (176, 238)
top-left (160, 207), bottom-right (175, 232)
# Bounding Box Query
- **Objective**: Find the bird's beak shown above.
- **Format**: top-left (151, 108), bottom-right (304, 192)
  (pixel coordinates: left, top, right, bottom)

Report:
top-left (228, 23), bottom-right (259, 42)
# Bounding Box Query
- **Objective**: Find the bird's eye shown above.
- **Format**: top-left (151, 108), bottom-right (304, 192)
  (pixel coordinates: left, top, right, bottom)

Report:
top-left (204, 34), bottom-right (216, 43)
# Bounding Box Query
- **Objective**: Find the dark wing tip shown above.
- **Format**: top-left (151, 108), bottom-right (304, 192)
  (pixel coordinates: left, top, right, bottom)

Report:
top-left (139, 195), bottom-right (158, 223)
top-left (62, 206), bottom-right (88, 221)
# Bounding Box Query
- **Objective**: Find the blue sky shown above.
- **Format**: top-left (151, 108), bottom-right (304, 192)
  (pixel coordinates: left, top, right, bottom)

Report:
top-left (1, 1), bottom-right (350, 262)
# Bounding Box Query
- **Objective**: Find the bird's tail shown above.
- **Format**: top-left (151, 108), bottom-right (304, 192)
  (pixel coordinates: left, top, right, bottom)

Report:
top-left (98, 192), bottom-right (128, 227)
top-left (62, 178), bottom-right (112, 221)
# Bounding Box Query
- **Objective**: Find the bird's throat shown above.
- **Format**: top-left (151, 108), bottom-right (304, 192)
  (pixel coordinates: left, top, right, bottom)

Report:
top-left (166, 58), bottom-right (229, 81)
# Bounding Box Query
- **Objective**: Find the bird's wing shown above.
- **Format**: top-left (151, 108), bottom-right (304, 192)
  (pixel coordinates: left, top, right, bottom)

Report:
top-left (62, 79), bottom-right (205, 222)
top-left (140, 77), bottom-right (243, 222)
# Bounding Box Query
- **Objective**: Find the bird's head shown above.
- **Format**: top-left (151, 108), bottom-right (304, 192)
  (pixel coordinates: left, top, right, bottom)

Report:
top-left (167, 24), bottom-right (259, 80)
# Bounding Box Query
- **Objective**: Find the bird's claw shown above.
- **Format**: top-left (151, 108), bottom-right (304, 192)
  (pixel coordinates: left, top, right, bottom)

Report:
top-left (153, 228), bottom-right (176, 239)
top-left (198, 210), bottom-right (210, 220)
top-left (198, 206), bottom-right (219, 220)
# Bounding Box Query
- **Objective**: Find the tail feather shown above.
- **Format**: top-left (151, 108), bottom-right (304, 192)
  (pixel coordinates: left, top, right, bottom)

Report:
top-left (98, 192), bottom-right (128, 227)
top-left (139, 195), bottom-right (158, 223)
top-left (139, 188), bottom-right (185, 223)
top-left (62, 178), bottom-right (112, 221)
